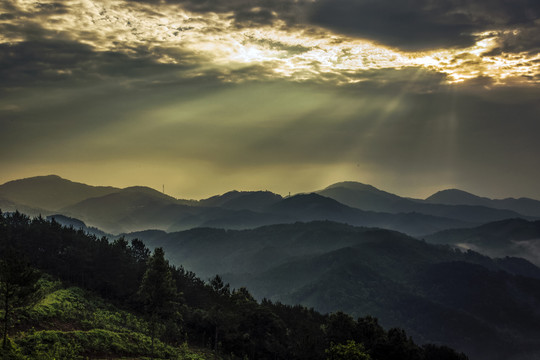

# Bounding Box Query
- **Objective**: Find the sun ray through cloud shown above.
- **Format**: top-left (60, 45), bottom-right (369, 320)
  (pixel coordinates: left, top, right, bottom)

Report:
top-left (2, 0), bottom-right (539, 87)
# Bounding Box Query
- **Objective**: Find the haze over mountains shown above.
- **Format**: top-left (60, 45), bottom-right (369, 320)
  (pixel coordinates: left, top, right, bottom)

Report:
top-left (317, 181), bottom-right (538, 222)
top-left (427, 218), bottom-right (540, 266)
top-left (0, 174), bottom-right (119, 212)
top-left (426, 189), bottom-right (540, 217)
top-left (124, 221), bottom-right (540, 360)
top-left (4, 175), bottom-right (540, 360)
top-left (1, 175), bottom-right (539, 236)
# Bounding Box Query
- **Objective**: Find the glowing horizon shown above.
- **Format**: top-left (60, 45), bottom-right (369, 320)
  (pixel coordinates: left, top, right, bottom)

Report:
top-left (1, 0), bottom-right (540, 200)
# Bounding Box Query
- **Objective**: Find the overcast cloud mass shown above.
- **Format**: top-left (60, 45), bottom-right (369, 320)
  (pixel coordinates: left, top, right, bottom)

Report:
top-left (1, 0), bottom-right (539, 199)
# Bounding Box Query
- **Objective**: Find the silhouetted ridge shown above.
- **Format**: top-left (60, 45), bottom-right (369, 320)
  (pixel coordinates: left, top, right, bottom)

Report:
top-left (47, 214), bottom-right (87, 229)
top-left (0, 174), bottom-right (119, 211)
top-left (426, 189), bottom-right (540, 217)
top-left (2, 175), bottom-right (537, 236)
top-left (270, 193), bottom-right (353, 212)
top-left (119, 186), bottom-right (178, 200)
top-left (425, 218), bottom-right (540, 266)
top-left (317, 182), bottom-right (531, 223)
top-left (324, 181), bottom-right (384, 192)
top-left (426, 189), bottom-right (490, 206)
top-left (199, 190), bottom-right (282, 211)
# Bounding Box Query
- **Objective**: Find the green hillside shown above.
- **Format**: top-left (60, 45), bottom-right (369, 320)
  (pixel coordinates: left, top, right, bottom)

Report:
top-left (5, 278), bottom-right (207, 359)
top-left (0, 210), bottom-right (468, 360)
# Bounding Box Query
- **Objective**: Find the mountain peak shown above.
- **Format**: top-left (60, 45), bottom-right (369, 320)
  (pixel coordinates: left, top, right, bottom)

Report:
top-left (425, 189), bottom-right (490, 205)
top-left (0, 175), bottom-right (119, 211)
top-left (1, 174), bottom-right (67, 185)
top-left (316, 181), bottom-right (404, 211)
top-left (122, 185), bottom-right (172, 195)
top-left (271, 193), bottom-right (352, 215)
top-left (324, 181), bottom-right (380, 192)
top-left (199, 190), bottom-right (282, 211)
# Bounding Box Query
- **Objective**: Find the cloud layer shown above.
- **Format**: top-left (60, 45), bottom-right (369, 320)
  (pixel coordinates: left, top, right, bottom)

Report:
top-left (1, 0), bottom-right (540, 199)
top-left (311, 0), bottom-right (540, 50)
top-left (1, 0), bottom-right (539, 88)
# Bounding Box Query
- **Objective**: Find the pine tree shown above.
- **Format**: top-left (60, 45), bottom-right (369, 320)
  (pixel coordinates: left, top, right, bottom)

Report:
top-left (325, 340), bottom-right (371, 360)
top-left (0, 247), bottom-right (40, 349)
top-left (137, 247), bottom-right (177, 357)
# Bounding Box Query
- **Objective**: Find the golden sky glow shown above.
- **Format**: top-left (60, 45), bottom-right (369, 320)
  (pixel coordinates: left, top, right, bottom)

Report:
top-left (1, 0), bottom-right (540, 200)
top-left (2, 0), bottom-right (539, 86)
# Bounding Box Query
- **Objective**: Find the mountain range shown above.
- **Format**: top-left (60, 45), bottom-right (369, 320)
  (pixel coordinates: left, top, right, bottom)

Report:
top-left (124, 221), bottom-right (540, 360)
top-left (426, 189), bottom-right (540, 217)
top-left (317, 181), bottom-right (539, 221)
top-left (1, 175), bottom-right (539, 236)
top-left (426, 218), bottom-right (540, 266)
top-left (0, 212), bottom-right (472, 360)
top-left (4, 175), bottom-right (540, 360)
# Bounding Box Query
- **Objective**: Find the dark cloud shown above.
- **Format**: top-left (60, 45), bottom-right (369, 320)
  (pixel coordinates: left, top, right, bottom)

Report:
top-left (0, 39), bottom-right (95, 86)
top-left (0, 38), bottom-right (193, 92)
top-left (123, 0), bottom-right (540, 52)
top-left (0, 0), bottom-right (69, 21)
top-left (1, 0), bottom-right (539, 200)
top-left (0, 13), bottom-right (16, 20)
top-left (33, 2), bottom-right (70, 15)
top-left (343, 67), bottom-right (448, 92)
top-left (232, 7), bottom-right (278, 26)
top-left (127, 0), bottom-right (311, 27)
top-left (494, 25), bottom-right (540, 54)
top-left (309, 0), bottom-right (540, 51)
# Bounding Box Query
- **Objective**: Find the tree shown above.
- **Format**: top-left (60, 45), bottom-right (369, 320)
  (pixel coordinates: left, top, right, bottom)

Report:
top-left (137, 247), bottom-right (177, 357)
top-left (129, 239), bottom-right (150, 264)
top-left (423, 344), bottom-right (469, 360)
top-left (325, 311), bottom-right (358, 345)
top-left (0, 247), bottom-right (41, 349)
top-left (325, 340), bottom-right (371, 360)
top-left (209, 275), bottom-right (230, 296)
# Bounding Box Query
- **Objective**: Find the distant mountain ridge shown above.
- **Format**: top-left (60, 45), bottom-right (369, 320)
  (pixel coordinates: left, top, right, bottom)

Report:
top-left (318, 181), bottom-right (405, 211)
top-left (426, 188), bottom-right (540, 217)
top-left (197, 190), bottom-right (283, 212)
top-left (426, 189), bottom-right (492, 206)
top-left (46, 214), bottom-right (109, 238)
top-left (3, 174), bottom-right (540, 360)
top-left (316, 182), bottom-right (536, 222)
top-left (0, 175), bottom-right (472, 235)
top-left (425, 218), bottom-right (540, 266)
top-left (0, 175), bottom-right (119, 211)
top-left (1, 175), bottom-right (538, 235)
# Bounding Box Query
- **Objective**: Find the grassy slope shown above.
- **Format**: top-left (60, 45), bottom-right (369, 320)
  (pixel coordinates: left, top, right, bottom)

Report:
top-left (7, 277), bottom-right (209, 360)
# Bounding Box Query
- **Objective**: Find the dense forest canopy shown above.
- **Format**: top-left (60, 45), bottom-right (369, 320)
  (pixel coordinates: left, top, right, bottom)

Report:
top-left (0, 210), bottom-right (468, 359)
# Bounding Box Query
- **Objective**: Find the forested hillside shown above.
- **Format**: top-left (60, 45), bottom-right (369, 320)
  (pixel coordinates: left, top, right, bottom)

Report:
top-left (425, 218), bottom-right (540, 266)
top-left (126, 221), bottom-right (540, 360)
top-left (0, 210), bottom-right (468, 360)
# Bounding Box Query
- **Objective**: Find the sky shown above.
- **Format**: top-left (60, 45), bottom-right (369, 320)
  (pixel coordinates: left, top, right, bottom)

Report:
top-left (1, 0), bottom-right (540, 200)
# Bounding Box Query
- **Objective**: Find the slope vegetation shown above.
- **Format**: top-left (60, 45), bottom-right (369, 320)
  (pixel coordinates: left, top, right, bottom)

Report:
top-left (0, 211), bottom-right (468, 360)
top-left (128, 221), bottom-right (540, 360)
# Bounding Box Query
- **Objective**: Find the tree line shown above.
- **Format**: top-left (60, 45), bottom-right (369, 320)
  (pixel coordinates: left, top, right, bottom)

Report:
top-left (0, 210), bottom-right (468, 360)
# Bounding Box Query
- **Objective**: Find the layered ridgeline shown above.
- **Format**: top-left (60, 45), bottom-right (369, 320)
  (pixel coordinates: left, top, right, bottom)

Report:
top-left (425, 189), bottom-right (540, 217)
top-left (0, 211), bottom-right (467, 360)
top-left (425, 218), bottom-right (540, 267)
top-left (317, 181), bottom-right (540, 221)
top-left (1, 176), bottom-right (538, 236)
top-left (126, 221), bottom-right (540, 360)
